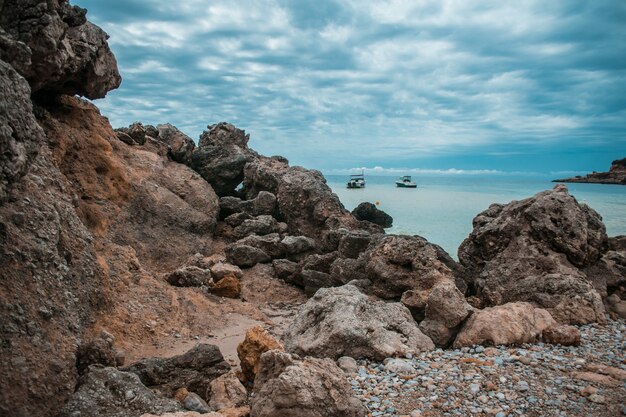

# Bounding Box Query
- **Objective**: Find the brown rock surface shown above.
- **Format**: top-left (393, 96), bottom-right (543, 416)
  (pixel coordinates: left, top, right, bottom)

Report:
top-left (210, 274), bottom-right (242, 299)
top-left (237, 325), bottom-right (284, 383)
top-left (453, 302), bottom-right (556, 347)
top-left (542, 324), bottom-right (581, 346)
top-left (458, 185), bottom-right (606, 324)
top-left (250, 350), bottom-right (366, 417)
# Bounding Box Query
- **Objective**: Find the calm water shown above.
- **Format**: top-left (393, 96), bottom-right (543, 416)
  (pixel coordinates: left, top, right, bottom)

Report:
top-left (326, 174), bottom-right (626, 259)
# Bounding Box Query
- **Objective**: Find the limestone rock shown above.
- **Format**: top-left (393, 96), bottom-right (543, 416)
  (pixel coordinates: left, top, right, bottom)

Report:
top-left (123, 344), bottom-right (230, 401)
top-left (165, 266), bottom-right (212, 287)
top-left (237, 325), bottom-right (284, 383)
top-left (233, 215), bottom-right (278, 238)
top-left (453, 302), bottom-right (557, 348)
top-left (157, 123), bottom-right (196, 164)
top-left (284, 284), bottom-right (434, 361)
top-left (191, 123), bottom-right (252, 196)
top-left (242, 156), bottom-right (363, 241)
top-left (337, 357), bottom-right (358, 374)
top-left (459, 186), bottom-right (607, 324)
top-left (0, 0), bottom-right (121, 98)
top-left (209, 274), bottom-right (242, 299)
top-left (351, 202), bottom-right (393, 228)
top-left (226, 244), bottom-right (272, 268)
top-left (364, 234), bottom-right (458, 299)
top-left (250, 350), bottom-right (366, 417)
top-left (175, 388), bottom-right (211, 413)
top-left (219, 191), bottom-right (277, 218)
top-left (59, 367), bottom-right (183, 417)
top-left (542, 324), bottom-right (581, 346)
top-left (210, 262), bottom-right (243, 281)
top-left (418, 281), bottom-right (471, 347)
top-left (209, 371), bottom-right (248, 410)
top-left (281, 235), bottom-right (317, 255)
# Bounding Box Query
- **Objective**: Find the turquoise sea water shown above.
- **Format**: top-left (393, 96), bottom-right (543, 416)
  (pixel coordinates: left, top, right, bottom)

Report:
top-left (326, 174), bottom-right (626, 259)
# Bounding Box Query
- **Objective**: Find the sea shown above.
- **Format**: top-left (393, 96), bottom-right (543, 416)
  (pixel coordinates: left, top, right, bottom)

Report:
top-left (325, 174), bottom-right (626, 259)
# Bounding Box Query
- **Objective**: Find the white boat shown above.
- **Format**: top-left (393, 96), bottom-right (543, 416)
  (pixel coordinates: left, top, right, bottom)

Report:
top-left (347, 171), bottom-right (366, 188)
top-left (396, 175), bottom-right (417, 188)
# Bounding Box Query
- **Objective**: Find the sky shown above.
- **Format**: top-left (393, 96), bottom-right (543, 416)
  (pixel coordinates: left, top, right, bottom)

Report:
top-left (76, 0), bottom-right (626, 175)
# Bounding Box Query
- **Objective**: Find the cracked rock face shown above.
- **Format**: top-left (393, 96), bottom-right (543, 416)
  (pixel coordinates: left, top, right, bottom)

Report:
top-left (459, 185), bottom-right (607, 324)
top-left (0, 0), bottom-right (121, 99)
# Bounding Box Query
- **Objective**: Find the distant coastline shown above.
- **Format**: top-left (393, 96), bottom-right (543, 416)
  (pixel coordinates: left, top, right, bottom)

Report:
top-left (553, 158), bottom-right (626, 185)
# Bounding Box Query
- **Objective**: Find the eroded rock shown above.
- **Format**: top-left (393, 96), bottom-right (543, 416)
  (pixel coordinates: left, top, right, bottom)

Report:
top-left (250, 350), bottom-right (366, 417)
top-left (453, 302), bottom-right (556, 348)
top-left (237, 325), bottom-right (284, 383)
top-left (459, 186), bottom-right (607, 324)
top-left (284, 284), bottom-right (434, 360)
top-left (351, 202), bottom-right (393, 228)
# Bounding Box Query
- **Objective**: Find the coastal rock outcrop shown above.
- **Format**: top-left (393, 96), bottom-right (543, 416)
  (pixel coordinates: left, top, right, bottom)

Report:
top-left (458, 185), bottom-right (606, 324)
top-left (0, 0), bottom-right (121, 99)
top-left (123, 344), bottom-right (231, 402)
top-left (242, 156), bottom-right (368, 242)
top-left (418, 281), bottom-right (472, 347)
top-left (351, 201), bottom-right (393, 228)
top-left (191, 123), bottom-right (253, 196)
top-left (157, 123), bottom-right (196, 164)
top-left (553, 158), bottom-right (626, 185)
top-left (250, 350), bottom-right (367, 417)
top-left (59, 367), bottom-right (183, 417)
top-left (284, 284), bottom-right (434, 360)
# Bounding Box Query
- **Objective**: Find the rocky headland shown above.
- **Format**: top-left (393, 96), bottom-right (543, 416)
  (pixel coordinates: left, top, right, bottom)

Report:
top-left (1, 2), bottom-right (625, 417)
top-left (553, 158), bottom-right (626, 185)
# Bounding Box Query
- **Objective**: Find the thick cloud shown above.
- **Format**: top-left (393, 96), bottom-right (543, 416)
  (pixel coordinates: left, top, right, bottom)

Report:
top-left (76, 0), bottom-right (626, 172)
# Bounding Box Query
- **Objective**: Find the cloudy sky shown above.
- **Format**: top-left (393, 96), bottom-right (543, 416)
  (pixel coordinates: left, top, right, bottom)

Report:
top-left (76, 0), bottom-right (626, 174)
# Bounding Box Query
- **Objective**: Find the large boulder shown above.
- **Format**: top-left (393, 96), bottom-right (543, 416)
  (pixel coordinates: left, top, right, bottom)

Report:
top-left (351, 202), bottom-right (393, 228)
top-left (284, 285), bottom-right (434, 361)
top-left (59, 367), bottom-right (183, 417)
top-left (0, 0), bottom-right (121, 99)
top-left (123, 344), bottom-right (231, 402)
top-left (458, 185), bottom-right (607, 324)
top-left (190, 123), bottom-right (252, 196)
top-left (364, 234), bottom-right (458, 299)
top-left (453, 302), bottom-right (556, 348)
top-left (208, 371), bottom-right (248, 411)
top-left (250, 350), bottom-right (366, 417)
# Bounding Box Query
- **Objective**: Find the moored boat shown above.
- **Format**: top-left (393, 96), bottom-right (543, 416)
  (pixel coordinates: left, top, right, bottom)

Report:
top-left (347, 171), bottom-right (366, 188)
top-left (396, 175), bottom-right (417, 188)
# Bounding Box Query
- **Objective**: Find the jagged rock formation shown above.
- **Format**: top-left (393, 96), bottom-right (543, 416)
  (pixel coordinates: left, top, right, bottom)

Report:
top-left (0, 0), bottom-right (121, 99)
top-left (250, 350), bottom-right (366, 417)
top-left (283, 285), bottom-right (434, 360)
top-left (554, 158), bottom-right (626, 185)
top-left (458, 185), bottom-right (607, 324)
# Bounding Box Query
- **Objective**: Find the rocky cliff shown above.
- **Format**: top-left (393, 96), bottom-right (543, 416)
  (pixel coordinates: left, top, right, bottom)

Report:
top-left (553, 158), bottom-right (626, 185)
top-left (1, 1), bottom-right (625, 417)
